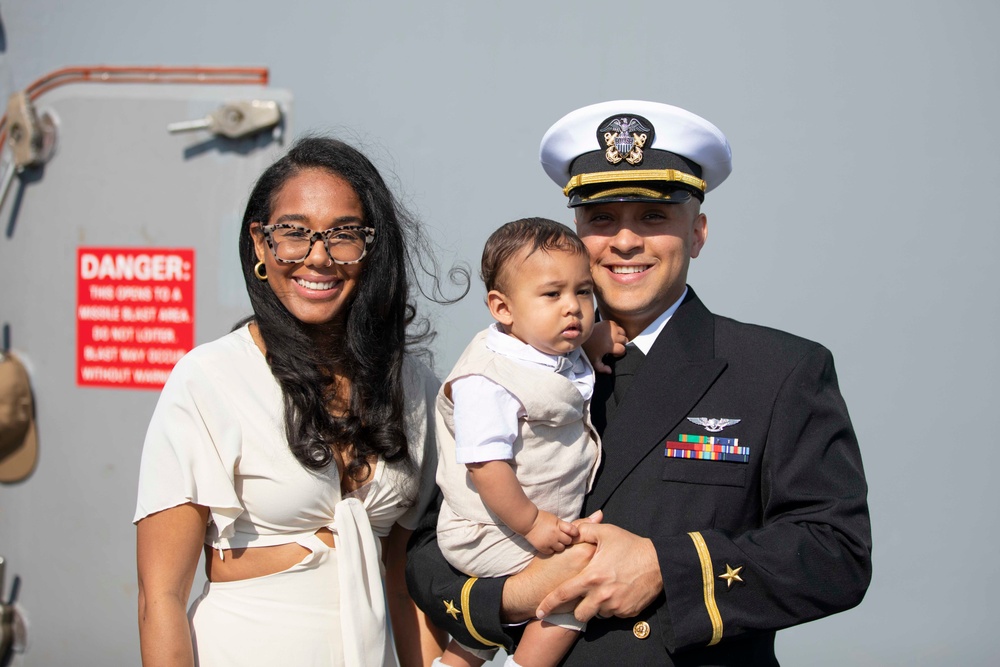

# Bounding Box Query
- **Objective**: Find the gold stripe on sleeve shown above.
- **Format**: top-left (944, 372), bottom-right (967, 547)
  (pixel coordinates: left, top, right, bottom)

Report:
top-left (460, 577), bottom-right (504, 648)
top-left (688, 531), bottom-right (724, 646)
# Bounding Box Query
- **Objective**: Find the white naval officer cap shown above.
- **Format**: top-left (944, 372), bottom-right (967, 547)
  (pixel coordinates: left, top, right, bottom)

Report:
top-left (539, 100), bottom-right (733, 207)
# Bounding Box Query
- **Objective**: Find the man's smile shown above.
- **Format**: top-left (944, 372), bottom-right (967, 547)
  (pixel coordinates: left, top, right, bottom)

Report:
top-left (609, 265), bottom-right (651, 275)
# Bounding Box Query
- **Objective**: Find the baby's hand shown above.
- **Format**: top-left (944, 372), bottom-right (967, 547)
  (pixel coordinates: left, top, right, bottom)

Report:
top-left (583, 320), bottom-right (628, 374)
top-left (524, 510), bottom-right (579, 554)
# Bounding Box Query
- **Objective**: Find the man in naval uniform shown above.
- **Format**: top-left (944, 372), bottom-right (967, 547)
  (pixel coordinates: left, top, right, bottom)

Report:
top-left (407, 100), bottom-right (872, 665)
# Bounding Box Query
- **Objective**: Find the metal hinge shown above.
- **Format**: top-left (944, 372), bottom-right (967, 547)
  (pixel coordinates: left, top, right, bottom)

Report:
top-left (0, 92), bottom-right (58, 213)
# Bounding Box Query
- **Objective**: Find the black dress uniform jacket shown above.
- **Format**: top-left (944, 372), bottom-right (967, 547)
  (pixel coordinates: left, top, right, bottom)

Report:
top-left (406, 288), bottom-right (872, 665)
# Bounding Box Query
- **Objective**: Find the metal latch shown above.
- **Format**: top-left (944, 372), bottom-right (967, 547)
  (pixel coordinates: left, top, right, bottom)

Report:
top-left (167, 99), bottom-right (282, 139)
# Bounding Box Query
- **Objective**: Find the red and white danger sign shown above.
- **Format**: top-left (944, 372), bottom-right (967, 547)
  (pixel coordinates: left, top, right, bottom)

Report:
top-left (76, 247), bottom-right (195, 390)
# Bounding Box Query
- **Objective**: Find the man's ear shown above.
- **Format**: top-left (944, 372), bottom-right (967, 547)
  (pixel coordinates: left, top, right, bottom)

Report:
top-left (690, 212), bottom-right (708, 259)
top-left (487, 289), bottom-right (514, 327)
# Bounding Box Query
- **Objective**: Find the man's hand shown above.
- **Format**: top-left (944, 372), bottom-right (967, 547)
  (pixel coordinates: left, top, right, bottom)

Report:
top-left (584, 320), bottom-right (628, 374)
top-left (535, 521), bottom-right (663, 622)
top-left (524, 509), bottom-right (578, 554)
top-left (500, 510), bottom-right (603, 623)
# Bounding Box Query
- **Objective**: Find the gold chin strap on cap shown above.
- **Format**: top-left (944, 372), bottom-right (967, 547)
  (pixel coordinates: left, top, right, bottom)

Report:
top-left (563, 169), bottom-right (707, 196)
top-left (577, 186), bottom-right (683, 203)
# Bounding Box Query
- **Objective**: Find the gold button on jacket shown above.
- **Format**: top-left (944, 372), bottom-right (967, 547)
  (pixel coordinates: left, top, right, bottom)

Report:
top-left (633, 621), bottom-right (651, 639)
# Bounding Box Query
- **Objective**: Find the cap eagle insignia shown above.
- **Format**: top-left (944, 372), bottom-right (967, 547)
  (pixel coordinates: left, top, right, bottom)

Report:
top-left (600, 117), bottom-right (651, 166)
top-left (687, 417), bottom-right (741, 433)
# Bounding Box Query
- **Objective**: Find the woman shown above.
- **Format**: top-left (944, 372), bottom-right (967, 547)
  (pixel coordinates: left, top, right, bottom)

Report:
top-left (135, 137), bottom-right (448, 666)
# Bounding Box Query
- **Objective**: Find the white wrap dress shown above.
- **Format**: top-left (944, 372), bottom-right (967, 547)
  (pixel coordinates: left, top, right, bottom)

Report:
top-left (134, 325), bottom-right (439, 666)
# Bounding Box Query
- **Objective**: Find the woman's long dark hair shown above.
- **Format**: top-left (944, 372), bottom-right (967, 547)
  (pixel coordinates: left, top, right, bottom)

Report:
top-left (238, 136), bottom-right (452, 481)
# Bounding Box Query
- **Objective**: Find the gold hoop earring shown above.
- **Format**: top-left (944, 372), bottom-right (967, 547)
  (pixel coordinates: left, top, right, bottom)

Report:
top-left (254, 261), bottom-right (268, 281)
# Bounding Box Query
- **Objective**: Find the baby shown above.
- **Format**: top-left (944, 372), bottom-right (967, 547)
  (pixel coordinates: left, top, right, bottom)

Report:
top-left (434, 218), bottom-right (623, 667)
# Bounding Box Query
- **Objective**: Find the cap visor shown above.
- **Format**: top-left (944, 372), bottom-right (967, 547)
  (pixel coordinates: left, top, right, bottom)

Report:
top-left (568, 186), bottom-right (693, 208)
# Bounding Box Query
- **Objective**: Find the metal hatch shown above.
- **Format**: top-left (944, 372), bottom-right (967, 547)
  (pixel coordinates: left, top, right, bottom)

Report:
top-left (0, 65), bottom-right (292, 665)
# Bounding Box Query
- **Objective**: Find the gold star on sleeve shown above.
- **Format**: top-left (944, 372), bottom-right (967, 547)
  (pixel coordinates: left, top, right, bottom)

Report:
top-left (718, 564), bottom-right (743, 589)
top-left (443, 599), bottom-right (461, 620)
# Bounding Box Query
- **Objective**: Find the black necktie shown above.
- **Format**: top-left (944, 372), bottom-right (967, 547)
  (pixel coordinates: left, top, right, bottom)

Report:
top-left (613, 342), bottom-right (645, 403)
top-left (593, 343), bottom-right (645, 433)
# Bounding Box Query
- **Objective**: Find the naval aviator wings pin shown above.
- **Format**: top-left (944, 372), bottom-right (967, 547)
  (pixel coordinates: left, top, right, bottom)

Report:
top-left (687, 417), bottom-right (740, 433)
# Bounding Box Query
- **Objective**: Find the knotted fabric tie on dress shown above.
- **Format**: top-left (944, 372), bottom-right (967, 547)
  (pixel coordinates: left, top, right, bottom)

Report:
top-left (333, 496), bottom-right (390, 667)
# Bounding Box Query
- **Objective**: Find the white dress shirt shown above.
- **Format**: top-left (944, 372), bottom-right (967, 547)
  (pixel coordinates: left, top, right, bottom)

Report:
top-left (627, 286), bottom-right (688, 355)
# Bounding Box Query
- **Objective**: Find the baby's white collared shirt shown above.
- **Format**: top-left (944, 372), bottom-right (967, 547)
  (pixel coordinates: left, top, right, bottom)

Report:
top-left (451, 324), bottom-right (593, 464)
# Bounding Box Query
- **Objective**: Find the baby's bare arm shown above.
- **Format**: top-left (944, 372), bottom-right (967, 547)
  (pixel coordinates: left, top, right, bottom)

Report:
top-left (468, 461), bottom-right (578, 553)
